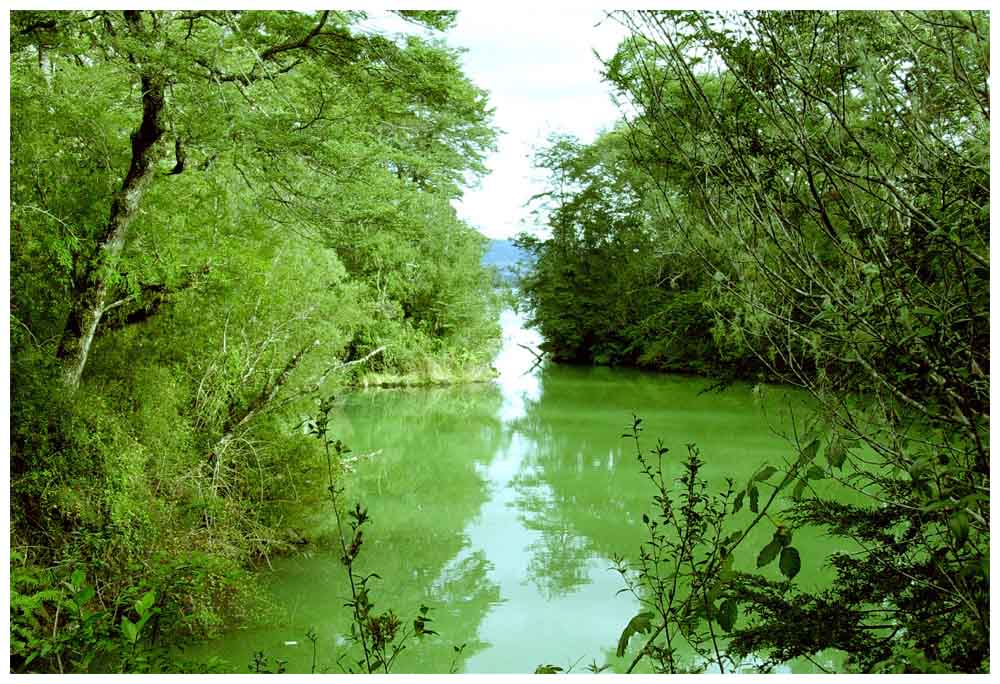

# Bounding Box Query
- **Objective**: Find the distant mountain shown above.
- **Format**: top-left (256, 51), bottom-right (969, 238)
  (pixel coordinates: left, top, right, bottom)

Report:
top-left (482, 239), bottom-right (534, 282)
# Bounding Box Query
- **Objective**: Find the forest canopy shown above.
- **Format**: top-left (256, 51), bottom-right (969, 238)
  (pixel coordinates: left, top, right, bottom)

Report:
top-left (518, 9), bottom-right (988, 673)
top-left (11, 10), bottom-right (502, 672)
top-left (8, 8), bottom-right (990, 675)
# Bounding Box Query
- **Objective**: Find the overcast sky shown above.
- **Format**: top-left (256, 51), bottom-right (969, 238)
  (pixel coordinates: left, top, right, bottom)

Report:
top-left (446, 9), bottom-right (629, 240)
top-left (367, 9), bottom-right (630, 240)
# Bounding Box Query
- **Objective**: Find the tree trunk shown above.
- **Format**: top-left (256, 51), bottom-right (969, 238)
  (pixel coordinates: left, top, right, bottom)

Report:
top-left (57, 15), bottom-right (167, 388)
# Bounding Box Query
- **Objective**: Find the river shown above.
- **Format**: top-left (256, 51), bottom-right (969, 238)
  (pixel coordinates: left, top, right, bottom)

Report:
top-left (192, 308), bottom-right (848, 673)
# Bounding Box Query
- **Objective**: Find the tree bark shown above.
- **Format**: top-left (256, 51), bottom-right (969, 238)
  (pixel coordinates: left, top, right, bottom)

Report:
top-left (56, 12), bottom-right (167, 388)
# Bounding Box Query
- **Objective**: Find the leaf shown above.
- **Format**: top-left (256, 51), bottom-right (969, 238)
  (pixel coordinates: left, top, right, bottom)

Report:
top-left (748, 484), bottom-right (759, 513)
top-left (136, 590), bottom-right (156, 617)
top-left (70, 568), bottom-right (86, 590)
top-left (756, 539), bottom-right (781, 568)
top-left (121, 617), bottom-right (138, 644)
top-left (805, 465), bottom-right (825, 481)
top-left (797, 439), bottom-right (820, 467)
top-left (73, 586), bottom-right (96, 607)
top-left (791, 478), bottom-right (807, 501)
top-left (754, 465), bottom-right (778, 482)
top-left (534, 664), bottom-right (564, 674)
top-left (732, 490), bottom-right (745, 514)
top-left (616, 610), bottom-right (655, 658)
top-left (717, 599), bottom-right (738, 633)
top-left (947, 511), bottom-right (970, 547)
top-left (779, 546), bottom-right (801, 579)
top-left (826, 437), bottom-right (847, 469)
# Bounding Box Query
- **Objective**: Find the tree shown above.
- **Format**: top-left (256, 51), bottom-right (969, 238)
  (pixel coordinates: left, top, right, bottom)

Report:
top-left (602, 10), bottom-right (988, 671)
top-left (12, 9), bottom-right (494, 388)
top-left (10, 11), bottom-right (501, 671)
top-left (518, 128), bottom-right (756, 375)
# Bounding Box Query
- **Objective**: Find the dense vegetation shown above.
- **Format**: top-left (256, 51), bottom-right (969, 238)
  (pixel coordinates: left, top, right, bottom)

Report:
top-left (519, 10), bottom-right (988, 674)
top-left (10, 10), bottom-right (501, 672)
top-left (9, 9), bottom-right (990, 675)
top-left (518, 130), bottom-right (761, 376)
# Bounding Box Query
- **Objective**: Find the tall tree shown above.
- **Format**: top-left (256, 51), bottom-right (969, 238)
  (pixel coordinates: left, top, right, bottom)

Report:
top-left (12, 9), bottom-right (494, 388)
top-left (603, 10), bottom-right (988, 671)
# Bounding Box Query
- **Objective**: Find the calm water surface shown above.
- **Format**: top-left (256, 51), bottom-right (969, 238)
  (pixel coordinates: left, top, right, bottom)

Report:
top-left (196, 309), bottom-right (849, 673)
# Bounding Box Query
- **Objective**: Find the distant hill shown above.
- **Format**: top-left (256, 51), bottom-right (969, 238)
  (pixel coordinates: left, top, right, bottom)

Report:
top-left (482, 239), bottom-right (534, 282)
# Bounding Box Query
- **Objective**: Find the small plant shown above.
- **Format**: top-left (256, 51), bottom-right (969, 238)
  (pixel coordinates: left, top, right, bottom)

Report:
top-left (249, 651), bottom-right (287, 674)
top-left (10, 557), bottom-right (184, 674)
top-left (118, 588), bottom-right (159, 672)
top-left (449, 642), bottom-right (468, 674)
top-left (613, 415), bottom-right (808, 673)
top-left (305, 626), bottom-right (318, 674)
top-left (302, 395), bottom-right (439, 673)
top-left (585, 659), bottom-right (611, 673)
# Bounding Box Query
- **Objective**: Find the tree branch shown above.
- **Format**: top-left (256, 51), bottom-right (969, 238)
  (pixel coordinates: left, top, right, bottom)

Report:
top-left (101, 265), bottom-right (212, 332)
top-left (260, 11), bottom-right (330, 61)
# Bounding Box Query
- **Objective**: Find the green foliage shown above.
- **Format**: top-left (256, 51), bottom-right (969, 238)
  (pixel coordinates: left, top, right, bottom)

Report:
top-left (11, 9), bottom-right (500, 673)
top-left (613, 410), bottom-right (987, 673)
top-left (302, 396), bottom-right (440, 673)
top-left (517, 130), bottom-right (761, 379)
top-left (612, 416), bottom-right (756, 674)
top-left (616, 611), bottom-right (655, 658)
top-left (10, 555), bottom-right (233, 673)
top-left (520, 9), bottom-right (988, 674)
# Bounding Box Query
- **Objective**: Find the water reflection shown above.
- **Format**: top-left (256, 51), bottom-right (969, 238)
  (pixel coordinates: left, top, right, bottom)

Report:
top-left (453, 308), bottom-right (638, 672)
top-left (493, 307), bottom-right (543, 420)
top-left (197, 308), bottom-right (840, 673)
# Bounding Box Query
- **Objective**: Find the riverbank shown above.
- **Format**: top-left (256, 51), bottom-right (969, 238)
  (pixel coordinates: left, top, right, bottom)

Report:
top-left (183, 309), bottom-right (849, 674)
top-left (355, 362), bottom-right (497, 389)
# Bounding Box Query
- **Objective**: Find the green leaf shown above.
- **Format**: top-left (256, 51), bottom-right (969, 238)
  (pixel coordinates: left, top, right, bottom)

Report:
top-left (754, 465), bottom-right (778, 482)
top-left (748, 484), bottom-right (759, 513)
top-left (792, 478), bottom-right (808, 501)
top-left (136, 590), bottom-right (156, 617)
top-left (732, 490), bottom-right (745, 514)
top-left (779, 546), bottom-right (801, 579)
top-left (756, 539), bottom-right (781, 568)
top-left (73, 586), bottom-right (95, 607)
top-left (826, 437), bottom-right (847, 469)
top-left (70, 568), bottom-right (86, 590)
top-left (805, 465), bottom-right (825, 480)
top-left (121, 617), bottom-right (139, 644)
top-left (717, 598), bottom-right (738, 633)
top-left (616, 610), bottom-right (655, 658)
top-left (797, 439), bottom-right (820, 466)
top-left (947, 511), bottom-right (970, 547)
top-left (535, 664), bottom-right (564, 674)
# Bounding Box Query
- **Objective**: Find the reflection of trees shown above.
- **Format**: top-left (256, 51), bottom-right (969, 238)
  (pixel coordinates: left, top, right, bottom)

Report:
top-left (510, 365), bottom-right (818, 568)
top-left (511, 367), bottom-right (849, 674)
top-left (512, 474), bottom-right (593, 598)
top-left (507, 374), bottom-right (652, 585)
top-left (421, 550), bottom-right (501, 668)
top-left (191, 382), bottom-right (507, 672)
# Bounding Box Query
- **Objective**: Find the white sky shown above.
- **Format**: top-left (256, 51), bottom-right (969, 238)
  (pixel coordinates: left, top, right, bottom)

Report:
top-left (445, 9), bottom-right (630, 240)
top-left (365, 8), bottom-right (630, 240)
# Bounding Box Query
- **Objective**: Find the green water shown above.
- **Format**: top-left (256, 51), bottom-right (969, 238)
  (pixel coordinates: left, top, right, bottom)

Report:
top-left (193, 309), bottom-right (851, 673)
